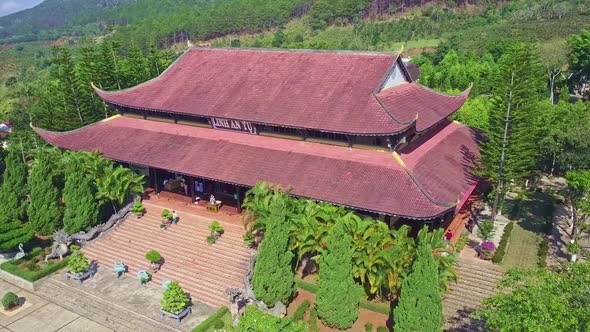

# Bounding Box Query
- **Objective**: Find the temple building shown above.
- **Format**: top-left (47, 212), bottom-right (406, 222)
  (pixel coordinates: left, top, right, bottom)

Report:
top-left (34, 47), bottom-right (479, 231)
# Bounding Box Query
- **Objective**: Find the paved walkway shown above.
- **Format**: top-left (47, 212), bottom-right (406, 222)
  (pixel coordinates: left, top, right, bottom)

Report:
top-left (1, 266), bottom-right (218, 332)
top-left (0, 279), bottom-right (110, 332)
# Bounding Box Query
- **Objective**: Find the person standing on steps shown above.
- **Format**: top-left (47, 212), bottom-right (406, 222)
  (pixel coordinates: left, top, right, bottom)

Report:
top-left (172, 210), bottom-right (179, 224)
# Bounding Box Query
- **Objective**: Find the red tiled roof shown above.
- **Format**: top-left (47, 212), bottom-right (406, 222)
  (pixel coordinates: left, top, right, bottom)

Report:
top-left (377, 83), bottom-right (470, 132)
top-left (34, 116), bottom-right (478, 219)
top-left (95, 48), bottom-right (468, 135)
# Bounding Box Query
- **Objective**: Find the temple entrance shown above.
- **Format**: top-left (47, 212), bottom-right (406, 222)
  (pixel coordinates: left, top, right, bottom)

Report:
top-left (148, 167), bottom-right (247, 213)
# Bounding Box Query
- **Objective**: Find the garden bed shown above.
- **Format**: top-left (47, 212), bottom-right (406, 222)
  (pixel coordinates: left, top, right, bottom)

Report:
top-left (0, 246), bottom-right (69, 288)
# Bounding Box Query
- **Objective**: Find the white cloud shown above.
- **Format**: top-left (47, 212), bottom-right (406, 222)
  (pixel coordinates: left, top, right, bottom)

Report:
top-left (0, 0), bottom-right (45, 17)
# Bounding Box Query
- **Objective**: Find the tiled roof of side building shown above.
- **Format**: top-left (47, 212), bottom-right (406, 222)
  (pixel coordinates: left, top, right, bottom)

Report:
top-left (95, 48), bottom-right (469, 135)
top-left (33, 116), bottom-right (479, 219)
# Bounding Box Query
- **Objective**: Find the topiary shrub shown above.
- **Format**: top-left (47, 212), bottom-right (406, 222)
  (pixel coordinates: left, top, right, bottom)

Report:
top-left (67, 250), bottom-right (90, 274)
top-left (2, 292), bottom-right (19, 310)
top-left (492, 222), bottom-right (514, 264)
top-left (145, 250), bottom-right (161, 263)
top-left (308, 308), bottom-right (320, 332)
top-left (365, 322), bottom-right (374, 332)
top-left (454, 234), bottom-right (469, 253)
top-left (237, 306), bottom-right (307, 331)
top-left (537, 238), bottom-right (550, 267)
top-left (316, 222), bottom-right (362, 329)
top-left (160, 281), bottom-right (190, 314)
top-left (393, 244), bottom-right (442, 332)
top-left (376, 327), bottom-right (388, 332)
top-left (293, 300), bottom-right (311, 322)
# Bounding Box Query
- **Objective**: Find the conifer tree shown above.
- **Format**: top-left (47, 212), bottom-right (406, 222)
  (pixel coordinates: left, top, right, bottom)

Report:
top-left (0, 146), bottom-right (6, 183)
top-left (480, 43), bottom-right (544, 219)
top-left (28, 151), bottom-right (62, 235)
top-left (124, 41), bottom-right (149, 85)
top-left (98, 40), bottom-right (122, 90)
top-left (393, 244), bottom-right (443, 332)
top-left (252, 194), bottom-right (296, 306)
top-left (63, 164), bottom-right (99, 234)
top-left (0, 219), bottom-right (34, 252)
top-left (316, 222), bottom-right (362, 329)
top-left (0, 148), bottom-right (29, 222)
top-left (52, 46), bottom-right (96, 129)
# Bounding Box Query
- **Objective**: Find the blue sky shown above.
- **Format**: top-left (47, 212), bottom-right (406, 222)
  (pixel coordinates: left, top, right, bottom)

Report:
top-left (0, 0), bottom-right (44, 17)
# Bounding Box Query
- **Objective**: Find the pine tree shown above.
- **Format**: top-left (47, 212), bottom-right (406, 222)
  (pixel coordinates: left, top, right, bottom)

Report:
top-left (393, 244), bottom-right (443, 332)
top-left (124, 41), bottom-right (149, 86)
top-left (28, 151), bottom-right (62, 235)
top-left (0, 148), bottom-right (29, 222)
top-left (252, 194), bottom-right (296, 306)
top-left (316, 222), bottom-right (362, 329)
top-left (480, 43), bottom-right (544, 219)
top-left (63, 164), bottom-right (99, 235)
top-left (97, 40), bottom-right (122, 90)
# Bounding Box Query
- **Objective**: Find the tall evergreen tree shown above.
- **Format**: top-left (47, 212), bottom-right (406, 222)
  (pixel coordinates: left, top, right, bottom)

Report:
top-left (52, 46), bottom-right (96, 129)
top-left (28, 150), bottom-right (62, 235)
top-left (63, 164), bottom-right (99, 234)
top-left (97, 40), bottom-right (122, 90)
top-left (0, 148), bottom-right (29, 222)
top-left (393, 244), bottom-right (443, 332)
top-left (124, 40), bottom-right (150, 85)
top-left (480, 43), bottom-right (544, 219)
top-left (252, 195), bottom-right (296, 306)
top-left (316, 222), bottom-right (362, 329)
top-left (0, 146), bottom-right (6, 183)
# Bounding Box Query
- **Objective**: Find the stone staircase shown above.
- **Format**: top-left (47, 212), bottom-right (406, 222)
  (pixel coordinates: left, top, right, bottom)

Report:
top-left (443, 260), bottom-right (504, 331)
top-left (81, 202), bottom-right (255, 308)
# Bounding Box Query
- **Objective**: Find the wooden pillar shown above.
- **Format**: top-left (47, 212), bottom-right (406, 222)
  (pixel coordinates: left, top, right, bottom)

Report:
top-left (190, 176), bottom-right (196, 203)
top-left (154, 168), bottom-right (159, 193)
top-left (236, 186), bottom-right (242, 213)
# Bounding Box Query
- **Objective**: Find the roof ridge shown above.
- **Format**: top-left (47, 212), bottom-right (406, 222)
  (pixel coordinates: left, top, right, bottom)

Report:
top-left (188, 46), bottom-right (399, 57)
top-left (30, 114), bottom-right (121, 135)
top-left (392, 151), bottom-right (458, 209)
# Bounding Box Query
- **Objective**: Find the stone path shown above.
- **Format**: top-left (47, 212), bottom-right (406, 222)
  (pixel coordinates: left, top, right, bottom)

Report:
top-left (0, 279), bottom-right (110, 332)
top-left (82, 201), bottom-right (255, 307)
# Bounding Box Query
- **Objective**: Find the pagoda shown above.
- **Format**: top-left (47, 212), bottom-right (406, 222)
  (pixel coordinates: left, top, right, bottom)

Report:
top-left (35, 47), bottom-right (478, 230)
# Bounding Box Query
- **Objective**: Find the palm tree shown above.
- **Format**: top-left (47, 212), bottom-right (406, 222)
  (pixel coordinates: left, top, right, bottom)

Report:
top-left (96, 166), bottom-right (145, 214)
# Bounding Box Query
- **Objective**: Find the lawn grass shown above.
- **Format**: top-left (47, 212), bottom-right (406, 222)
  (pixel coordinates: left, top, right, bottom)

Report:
top-left (501, 191), bottom-right (555, 269)
top-left (501, 223), bottom-right (540, 268)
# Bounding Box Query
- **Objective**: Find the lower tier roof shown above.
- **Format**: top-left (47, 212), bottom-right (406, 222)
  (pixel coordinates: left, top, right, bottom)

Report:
top-left (33, 116), bottom-right (479, 219)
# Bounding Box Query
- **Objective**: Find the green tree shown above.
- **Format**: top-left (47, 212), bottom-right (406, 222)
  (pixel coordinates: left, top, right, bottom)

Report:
top-left (28, 150), bottom-right (62, 235)
top-left (252, 194), bottom-right (296, 306)
top-left (95, 165), bottom-right (145, 213)
top-left (123, 41), bottom-right (149, 86)
top-left (480, 43), bottom-right (544, 219)
top-left (393, 244), bottom-right (443, 332)
top-left (63, 164), bottom-right (99, 234)
top-left (0, 146), bottom-right (6, 183)
top-left (0, 219), bottom-right (34, 252)
top-left (316, 222), bottom-right (362, 329)
top-left (271, 29), bottom-right (285, 48)
top-left (476, 264), bottom-right (590, 331)
top-left (568, 29), bottom-right (590, 99)
top-left (0, 148), bottom-right (28, 222)
top-left (453, 95), bottom-right (491, 132)
top-left (564, 170), bottom-right (590, 242)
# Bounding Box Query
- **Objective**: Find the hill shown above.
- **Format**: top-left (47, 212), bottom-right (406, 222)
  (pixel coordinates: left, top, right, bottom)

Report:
top-left (0, 0), bottom-right (213, 44)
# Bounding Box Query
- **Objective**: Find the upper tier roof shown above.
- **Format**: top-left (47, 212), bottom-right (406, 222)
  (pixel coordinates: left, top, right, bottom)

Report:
top-left (33, 116), bottom-right (479, 219)
top-left (95, 48), bottom-right (469, 135)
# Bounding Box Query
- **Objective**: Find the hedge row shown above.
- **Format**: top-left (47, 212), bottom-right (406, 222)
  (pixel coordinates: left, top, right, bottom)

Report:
top-left (492, 222), bottom-right (514, 264)
top-left (537, 238), bottom-right (550, 268)
top-left (0, 257), bottom-right (69, 282)
top-left (295, 279), bottom-right (390, 315)
top-left (191, 306), bottom-right (229, 332)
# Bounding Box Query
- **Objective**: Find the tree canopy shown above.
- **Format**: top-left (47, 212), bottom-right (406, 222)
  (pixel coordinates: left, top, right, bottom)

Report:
top-left (477, 264), bottom-right (590, 331)
top-left (28, 149), bottom-right (62, 235)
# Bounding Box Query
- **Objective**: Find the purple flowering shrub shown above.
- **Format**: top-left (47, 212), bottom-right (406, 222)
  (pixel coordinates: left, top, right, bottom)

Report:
top-left (481, 241), bottom-right (496, 252)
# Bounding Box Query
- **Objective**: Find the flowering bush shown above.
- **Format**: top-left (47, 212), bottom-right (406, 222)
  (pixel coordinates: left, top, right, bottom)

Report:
top-left (481, 241), bottom-right (496, 252)
top-left (480, 241), bottom-right (496, 260)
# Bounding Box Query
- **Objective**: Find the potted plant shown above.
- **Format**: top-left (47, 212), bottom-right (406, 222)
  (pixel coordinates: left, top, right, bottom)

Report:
top-left (243, 232), bottom-right (255, 249)
top-left (66, 247), bottom-right (92, 284)
top-left (145, 250), bottom-right (162, 272)
top-left (161, 209), bottom-right (173, 224)
top-left (132, 201), bottom-right (146, 219)
top-left (479, 241), bottom-right (496, 260)
top-left (209, 221), bottom-right (224, 239)
top-left (160, 281), bottom-right (192, 323)
top-left (2, 292), bottom-right (20, 311)
top-left (566, 241), bottom-right (580, 262)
